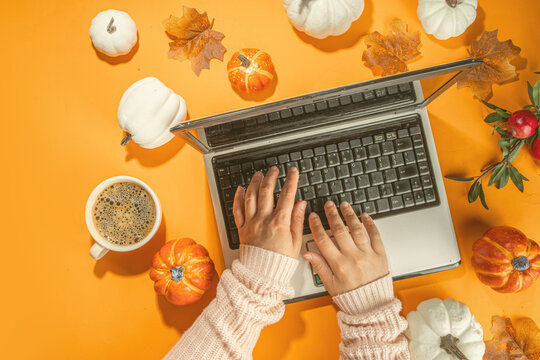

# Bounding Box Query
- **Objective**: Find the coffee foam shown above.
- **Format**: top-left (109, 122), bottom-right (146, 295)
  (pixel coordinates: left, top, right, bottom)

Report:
top-left (92, 182), bottom-right (156, 246)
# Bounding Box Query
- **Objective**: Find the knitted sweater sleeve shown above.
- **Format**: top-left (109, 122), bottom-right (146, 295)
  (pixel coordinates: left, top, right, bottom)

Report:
top-left (163, 245), bottom-right (298, 360)
top-left (332, 274), bottom-right (410, 360)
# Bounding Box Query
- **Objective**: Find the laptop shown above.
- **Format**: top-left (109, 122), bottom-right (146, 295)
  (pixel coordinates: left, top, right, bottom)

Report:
top-left (171, 58), bottom-right (482, 303)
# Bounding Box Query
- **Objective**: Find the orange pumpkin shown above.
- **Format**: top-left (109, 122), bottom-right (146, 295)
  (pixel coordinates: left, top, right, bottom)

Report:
top-left (150, 238), bottom-right (214, 305)
top-left (471, 226), bottom-right (540, 293)
top-left (227, 48), bottom-right (275, 93)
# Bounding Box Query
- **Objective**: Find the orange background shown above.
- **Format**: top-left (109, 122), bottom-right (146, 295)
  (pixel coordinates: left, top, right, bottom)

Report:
top-left (1, 0), bottom-right (539, 359)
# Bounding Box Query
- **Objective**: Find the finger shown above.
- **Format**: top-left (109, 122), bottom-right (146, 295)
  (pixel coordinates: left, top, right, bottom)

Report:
top-left (244, 171), bottom-right (263, 219)
top-left (308, 212), bottom-right (341, 266)
top-left (275, 167), bottom-right (299, 221)
top-left (361, 213), bottom-right (386, 255)
top-left (290, 201), bottom-right (307, 252)
top-left (304, 252), bottom-right (333, 288)
top-left (340, 202), bottom-right (370, 251)
top-left (257, 166), bottom-right (279, 215)
top-left (324, 201), bottom-right (357, 253)
top-left (233, 186), bottom-right (245, 228)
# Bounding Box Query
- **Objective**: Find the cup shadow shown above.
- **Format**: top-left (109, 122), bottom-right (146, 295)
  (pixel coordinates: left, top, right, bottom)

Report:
top-left (291, 0), bottom-right (374, 52)
top-left (93, 217), bottom-right (167, 278)
top-left (124, 134), bottom-right (187, 167)
top-left (92, 34), bottom-right (139, 64)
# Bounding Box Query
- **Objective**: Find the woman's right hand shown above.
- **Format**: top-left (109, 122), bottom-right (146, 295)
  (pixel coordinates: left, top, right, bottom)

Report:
top-left (304, 201), bottom-right (389, 296)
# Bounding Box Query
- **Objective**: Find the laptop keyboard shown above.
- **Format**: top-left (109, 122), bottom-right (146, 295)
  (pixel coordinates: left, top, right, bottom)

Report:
top-left (205, 83), bottom-right (415, 147)
top-left (213, 116), bottom-right (439, 249)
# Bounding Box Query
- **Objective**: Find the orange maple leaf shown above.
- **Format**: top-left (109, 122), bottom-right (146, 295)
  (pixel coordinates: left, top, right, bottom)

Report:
top-left (457, 30), bottom-right (521, 100)
top-left (485, 316), bottom-right (540, 360)
top-left (164, 7), bottom-right (227, 76)
top-left (362, 19), bottom-right (421, 77)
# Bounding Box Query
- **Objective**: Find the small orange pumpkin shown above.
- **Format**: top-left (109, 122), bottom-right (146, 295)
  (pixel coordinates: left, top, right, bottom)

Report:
top-left (227, 48), bottom-right (275, 93)
top-left (471, 226), bottom-right (540, 293)
top-left (150, 238), bottom-right (214, 305)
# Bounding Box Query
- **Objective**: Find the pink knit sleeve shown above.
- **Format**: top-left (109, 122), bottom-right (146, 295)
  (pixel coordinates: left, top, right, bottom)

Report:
top-left (163, 245), bottom-right (298, 360)
top-left (332, 274), bottom-right (410, 360)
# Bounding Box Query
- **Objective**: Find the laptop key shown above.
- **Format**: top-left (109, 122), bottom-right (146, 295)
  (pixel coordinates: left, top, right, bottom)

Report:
top-left (394, 179), bottom-right (412, 195)
top-left (323, 168), bottom-right (337, 182)
top-left (376, 198), bottom-right (390, 213)
top-left (387, 85), bottom-right (399, 95)
top-left (353, 189), bottom-right (366, 203)
top-left (254, 159), bottom-right (266, 170)
top-left (370, 172), bottom-right (384, 186)
top-left (412, 135), bottom-right (424, 148)
top-left (351, 93), bottom-right (363, 103)
top-left (390, 196), bottom-right (404, 210)
top-left (328, 98), bottom-right (340, 108)
top-left (242, 162), bottom-right (254, 172)
top-left (329, 180), bottom-right (344, 195)
top-left (363, 201), bottom-right (376, 215)
top-left (425, 188), bottom-right (436, 203)
top-left (415, 148), bottom-right (427, 161)
top-left (229, 164), bottom-right (242, 174)
top-left (375, 88), bottom-right (387, 98)
top-left (363, 91), bottom-right (375, 100)
top-left (364, 159), bottom-right (377, 173)
top-left (386, 131), bottom-right (397, 140)
top-left (280, 109), bottom-right (292, 118)
top-left (368, 144), bottom-right (381, 158)
top-left (343, 178), bottom-right (356, 192)
top-left (304, 103), bottom-right (316, 113)
top-left (403, 193), bottom-right (415, 207)
top-left (302, 186), bottom-right (316, 200)
top-left (410, 125), bottom-right (421, 135)
top-left (231, 174), bottom-right (243, 187)
top-left (311, 198), bottom-right (324, 212)
top-left (338, 192), bottom-right (353, 205)
top-left (384, 168), bottom-right (398, 183)
top-left (374, 134), bottom-right (385, 143)
top-left (404, 150), bottom-right (416, 164)
top-left (414, 191), bottom-right (425, 205)
top-left (411, 177), bottom-right (422, 190)
top-left (278, 154), bottom-right (290, 163)
top-left (391, 153), bottom-right (405, 167)
top-left (418, 161), bottom-right (430, 175)
top-left (266, 157), bottom-right (278, 166)
top-left (396, 138), bottom-right (413, 152)
top-left (350, 162), bottom-right (363, 176)
top-left (223, 189), bottom-right (236, 202)
top-left (217, 167), bottom-right (229, 176)
top-left (350, 139), bottom-right (362, 148)
top-left (290, 151), bottom-right (302, 161)
top-left (277, 164), bottom-right (286, 178)
top-left (292, 106), bottom-right (304, 116)
top-left (381, 141), bottom-right (395, 155)
top-left (316, 183), bottom-right (330, 197)
top-left (313, 155), bottom-right (327, 169)
top-left (327, 153), bottom-right (340, 166)
top-left (377, 156), bottom-right (391, 170)
top-left (309, 170), bottom-right (323, 185)
top-left (285, 161), bottom-right (299, 172)
top-left (421, 175), bottom-right (433, 188)
top-left (339, 96), bottom-right (352, 106)
top-left (326, 144), bottom-right (338, 153)
top-left (268, 112), bottom-right (280, 121)
top-left (397, 129), bottom-right (409, 138)
top-left (340, 149), bottom-right (353, 164)
top-left (220, 176), bottom-right (232, 189)
top-left (298, 173), bottom-right (309, 188)
top-left (362, 136), bottom-right (374, 146)
top-left (367, 186), bottom-right (380, 201)
top-left (302, 149), bottom-right (314, 158)
top-left (380, 184), bottom-right (394, 197)
top-left (299, 158), bottom-right (313, 172)
top-left (338, 141), bottom-right (350, 151)
top-left (336, 164), bottom-right (350, 179)
top-left (354, 147), bottom-right (368, 161)
top-left (398, 164), bottom-right (419, 179)
top-left (314, 146), bottom-right (326, 156)
top-left (315, 101), bottom-right (328, 111)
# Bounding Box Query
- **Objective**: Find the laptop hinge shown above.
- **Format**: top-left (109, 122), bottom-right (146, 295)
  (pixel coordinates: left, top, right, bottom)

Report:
top-left (418, 70), bottom-right (467, 108)
top-left (176, 131), bottom-right (211, 154)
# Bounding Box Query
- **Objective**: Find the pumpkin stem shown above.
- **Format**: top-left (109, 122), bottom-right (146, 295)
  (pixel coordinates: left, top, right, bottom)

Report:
top-left (512, 256), bottom-right (530, 271)
top-left (121, 133), bottom-right (132, 146)
top-left (237, 54), bottom-right (251, 68)
top-left (170, 266), bottom-right (184, 281)
top-left (440, 334), bottom-right (469, 360)
top-left (446, 0), bottom-right (458, 7)
top-left (107, 17), bottom-right (117, 34)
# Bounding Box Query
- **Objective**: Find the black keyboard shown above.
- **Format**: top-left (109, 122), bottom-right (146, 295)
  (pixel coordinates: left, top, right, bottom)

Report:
top-left (213, 116), bottom-right (439, 249)
top-left (205, 83), bottom-right (415, 147)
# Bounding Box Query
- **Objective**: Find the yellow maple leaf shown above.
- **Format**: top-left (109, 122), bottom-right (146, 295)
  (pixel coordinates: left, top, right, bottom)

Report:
top-left (485, 316), bottom-right (540, 360)
top-left (163, 7), bottom-right (227, 76)
top-left (457, 30), bottom-right (521, 100)
top-left (362, 19), bottom-right (422, 77)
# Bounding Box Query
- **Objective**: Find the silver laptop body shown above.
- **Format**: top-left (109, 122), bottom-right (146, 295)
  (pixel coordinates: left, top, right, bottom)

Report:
top-left (171, 59), bottom-right (482, 302)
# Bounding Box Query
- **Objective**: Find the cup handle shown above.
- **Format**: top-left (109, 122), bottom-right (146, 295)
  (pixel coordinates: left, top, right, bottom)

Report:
top-left (90, 243), bottom-right (109, 260)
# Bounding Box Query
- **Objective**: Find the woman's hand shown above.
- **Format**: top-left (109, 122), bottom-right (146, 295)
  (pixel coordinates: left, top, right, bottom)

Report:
top-left (233, 166), bottom-right (307, 259)
top-left (304, 201), bottom-right (389, 296)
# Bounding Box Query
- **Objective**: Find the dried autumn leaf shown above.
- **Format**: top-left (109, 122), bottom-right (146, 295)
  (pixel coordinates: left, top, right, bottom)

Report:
top-left (362, 19), bottom-right (421, 77)
top-left (164, 7), bottom-right (226, 76)
top-left (485, 316), bottom-right (540, 360)
top-left (457, 30), bottom-right (521, 100)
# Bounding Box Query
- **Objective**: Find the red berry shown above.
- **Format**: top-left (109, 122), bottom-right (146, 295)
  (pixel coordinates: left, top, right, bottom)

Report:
top-left (507, 110), bottom-right (538, 139)
top-left (531, 138), bottom-right (540, 161)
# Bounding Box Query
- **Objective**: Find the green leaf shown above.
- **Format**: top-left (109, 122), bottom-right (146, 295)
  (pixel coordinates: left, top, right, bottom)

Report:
top-left (497, 167), bottom-right (510, 188)
top-left (497, 139), bottom-right (510, 148)
top-left (513, 167), bottom-right (529, 182)
top-left (445, 176), bottom-right (475, 182)
top-left (523, 105), bottom-right (534, 110)
top-left (528, 81), bottom-right (535, 106)
top-left (496, 108), bottom-right (510, 118)
top-left (507, 141), bottom-right (524, 163)
top-left (508, 166), bottom-right (524, 192)
top-left (535, 71), bottom-right (540, 74)
top-left (485, 113), bottom-right (501, 123)
top-left (488, 163), bottom-right (506, 186)
top-left (528, 134), bottom-right (537, 147)
top-left (468, 181), bottom-right (481, 203)
top-left (478, 184), bottom-right (489, 210)
top-left (533, 82), bottom-right (540, 108)
top-left (494, 126), bottom-right (508, 136)
top-left (481, 100), bottom-right (508, 113)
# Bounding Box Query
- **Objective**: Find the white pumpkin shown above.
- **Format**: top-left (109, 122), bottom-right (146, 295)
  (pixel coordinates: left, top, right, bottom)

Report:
top-left (118, 77), bottom-right (187, 149)
top-left (283, 0), bottom-right (365, 39)
top-left (89, 9), bottom-right (138, 56)
top-left (417, 0), bottom-right (478, 40)
top-left (405, 298), bottom-right (485, 360)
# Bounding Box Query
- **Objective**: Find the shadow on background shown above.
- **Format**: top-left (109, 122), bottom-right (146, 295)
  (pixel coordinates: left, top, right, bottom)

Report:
top-left (93, 217), bottom-right (167, 277)
top-left (435, 7), bottom-right (486, 50)
top-left (156, 269), bottom-right (219, 334)
top-left (124, 134), bottom-right (186, 167)
top-left (232, 73), bottom-right (279, 102)
top-left (292, 0), bottom-right (373, 52)
top-left (92, 34), bottom-right (139, 64)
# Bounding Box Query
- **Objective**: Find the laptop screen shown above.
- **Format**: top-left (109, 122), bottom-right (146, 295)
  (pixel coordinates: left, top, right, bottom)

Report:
top-left (170, 58), bottom-right (482, 150)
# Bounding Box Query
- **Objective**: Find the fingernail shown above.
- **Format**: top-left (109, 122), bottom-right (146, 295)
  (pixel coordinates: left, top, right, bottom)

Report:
top-left (299, 201), bottom-right (307, 210)
top-left (270, 165), bottom-right (278, 172)
top-left (325, 201), bottom-right (334, 208)
top-left (289, 166), bottom-right (298, 173)
top-left (341, 202), bottom-right (349, 208)
top-left (304, 253), bottom-right (312, 261)
top-left (309, 212), bottom-right (318, 219)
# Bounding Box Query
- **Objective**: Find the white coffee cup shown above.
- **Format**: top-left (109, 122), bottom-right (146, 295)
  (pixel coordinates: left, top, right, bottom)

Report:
top-left (85, 176), bottom-right (162, 260)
